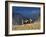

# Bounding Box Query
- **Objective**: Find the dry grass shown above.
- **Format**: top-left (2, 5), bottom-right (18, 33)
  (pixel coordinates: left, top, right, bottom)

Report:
top-left (12, 21), bottom-right (40, 30)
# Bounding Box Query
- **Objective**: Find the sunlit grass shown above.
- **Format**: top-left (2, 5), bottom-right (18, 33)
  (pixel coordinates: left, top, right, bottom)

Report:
top-left (12, 21), bottom-right (40, 30)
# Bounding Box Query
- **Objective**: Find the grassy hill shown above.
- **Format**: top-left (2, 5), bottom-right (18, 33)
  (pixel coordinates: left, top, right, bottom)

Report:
top-left (12, 19), bottom-right (40, 30)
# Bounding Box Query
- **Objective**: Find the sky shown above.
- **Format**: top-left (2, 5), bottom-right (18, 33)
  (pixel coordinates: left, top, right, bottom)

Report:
top-left (12, 6), bottom-right (40, 21)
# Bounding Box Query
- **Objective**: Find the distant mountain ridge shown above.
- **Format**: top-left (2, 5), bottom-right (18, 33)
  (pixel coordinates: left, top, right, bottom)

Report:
top-left (13, 12), bottom-right (40, 21)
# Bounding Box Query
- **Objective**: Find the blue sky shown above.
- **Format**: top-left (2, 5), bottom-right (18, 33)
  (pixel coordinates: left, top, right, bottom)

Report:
top-left (12, 6), bottom-right (40, 20)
